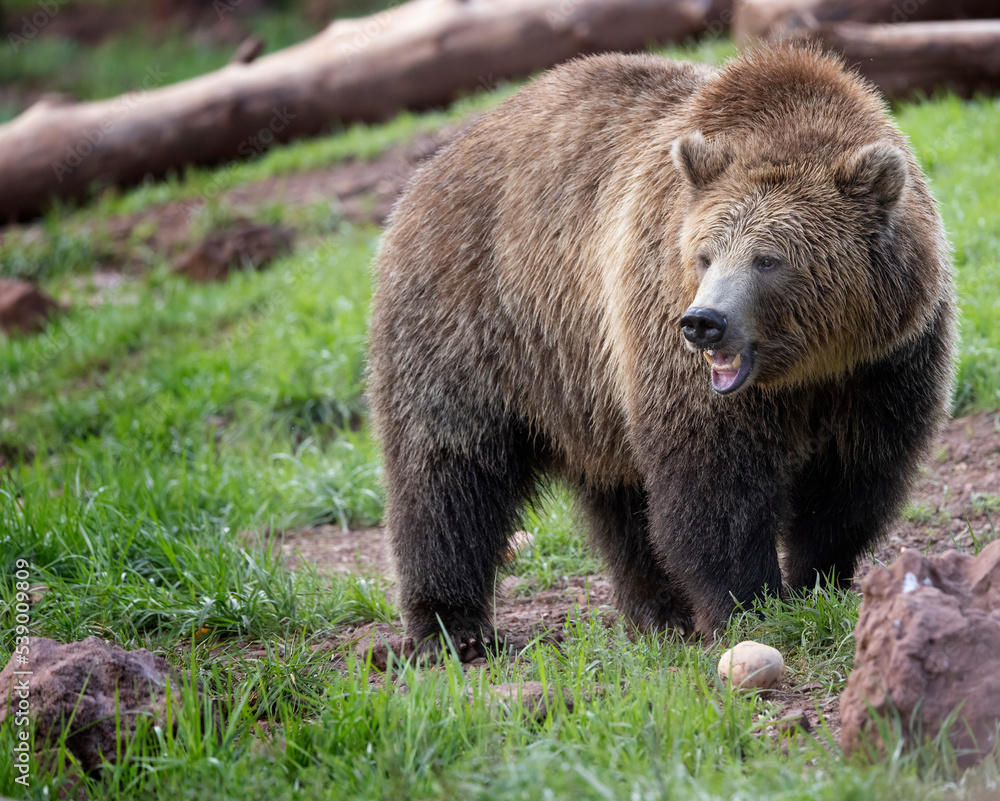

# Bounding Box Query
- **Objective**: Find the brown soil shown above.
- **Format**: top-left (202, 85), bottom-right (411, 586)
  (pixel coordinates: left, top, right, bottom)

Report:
top-left (173, 220), bottom-right (293, 282)
top-left (0, 124), bottom-right (462, 291)
top-left (274, 411), bottom-right (1000, 740)
top-left (225, 128), bottom-right (453, 227)
top-left (272, 525), bottom-right (391, 575)
top-left (98, 125), bottom-right (460, 268)
top-left (868, 410), bottom-right (1000, 570)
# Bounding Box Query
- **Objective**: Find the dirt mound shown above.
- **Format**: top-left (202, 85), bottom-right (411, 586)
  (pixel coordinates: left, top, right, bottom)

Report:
top-left (841, 540), bottom-right (1000, 766)
top-left (0, 279), bottom-right (59, 334)
top-left (174, 220), bottom-right (293, 282)
top-left (0, 636), bottom-right (198, 772)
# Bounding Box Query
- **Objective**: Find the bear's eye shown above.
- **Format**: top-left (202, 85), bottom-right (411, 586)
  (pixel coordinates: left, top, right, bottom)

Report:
top-left (697, 254), bottom-right (711, 271)
top-left (754, 255), bottom-right (781, 273)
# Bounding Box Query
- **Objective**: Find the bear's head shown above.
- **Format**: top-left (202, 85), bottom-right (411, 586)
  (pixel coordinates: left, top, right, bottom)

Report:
top-left (672, 128), bottom-right (931, 395)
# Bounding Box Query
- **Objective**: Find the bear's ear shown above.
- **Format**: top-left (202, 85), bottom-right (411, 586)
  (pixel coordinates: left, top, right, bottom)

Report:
top-left (834, 142), bottom-right (909, 207)
top-left (672, 132), bottom-right (732, 190)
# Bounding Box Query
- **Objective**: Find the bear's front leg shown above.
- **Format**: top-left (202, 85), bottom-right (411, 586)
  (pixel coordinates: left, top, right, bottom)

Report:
top-left (784, 314), bottom-right (952, 592)
top-left (783, 446), bottom-right (900, 594)
top-left (384, 416), bottom-right (543, 662)
top-left (643, 424), bottom-right (786, 638)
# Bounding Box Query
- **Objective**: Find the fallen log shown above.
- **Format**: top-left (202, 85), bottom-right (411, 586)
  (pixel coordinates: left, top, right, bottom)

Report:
top-left (733, 0), bottom-right (997, 45)
top-left (0, 0), bottom-right (731, 221)
top-left (814, 20), bottom-right (1000, 100)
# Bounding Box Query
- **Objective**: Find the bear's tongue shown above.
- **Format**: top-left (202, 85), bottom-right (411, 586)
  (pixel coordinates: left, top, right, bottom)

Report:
top-left (704, 349), bottom-right (753, 394)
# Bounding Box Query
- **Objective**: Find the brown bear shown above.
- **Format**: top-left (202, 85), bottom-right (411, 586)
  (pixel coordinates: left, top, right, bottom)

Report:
top-left (367, 43), bottom-right (956, 658)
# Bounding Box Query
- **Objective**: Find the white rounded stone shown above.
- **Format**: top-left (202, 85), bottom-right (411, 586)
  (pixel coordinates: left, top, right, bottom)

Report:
top-left (718, 640), bottom-right (785, 690)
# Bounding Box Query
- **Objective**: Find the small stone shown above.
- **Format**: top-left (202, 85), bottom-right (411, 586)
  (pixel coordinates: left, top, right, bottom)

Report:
top-left (717, 641), bottom-right (784, 690)
top-left (776, 707), bottom-right (812, 734)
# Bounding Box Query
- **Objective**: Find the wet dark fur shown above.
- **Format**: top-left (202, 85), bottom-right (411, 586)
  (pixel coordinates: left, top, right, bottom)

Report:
top-left (367, 44), bottom-right (956, 655)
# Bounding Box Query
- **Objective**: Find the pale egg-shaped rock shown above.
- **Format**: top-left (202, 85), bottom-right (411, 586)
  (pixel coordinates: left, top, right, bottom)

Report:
top-left (718, 641), bottom-right (784, 690)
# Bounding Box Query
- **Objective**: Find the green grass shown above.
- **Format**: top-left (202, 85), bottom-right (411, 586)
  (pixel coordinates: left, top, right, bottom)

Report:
top-left (517, 489), bottom-right (602, 590)
top-left (899, 95), bottom-right (1000, 411)
top-left (3, 38), bottom-right (1000, 800)
top-left (2, 594), bottom-right (994, 800)
top-left (972, 493), bottom-right (1000, 514)
top-left (1, 226), bottom-right (382, 531)
top-left (902, 501), bottom-right (949, 528)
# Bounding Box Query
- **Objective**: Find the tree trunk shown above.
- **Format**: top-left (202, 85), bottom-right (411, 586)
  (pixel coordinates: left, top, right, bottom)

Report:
top-left (733, 0), bottom-right (997, 45)
top-left (0, 0), bottom-right (731, 221)
top-left (814, 20), bottom-right (1000, 99)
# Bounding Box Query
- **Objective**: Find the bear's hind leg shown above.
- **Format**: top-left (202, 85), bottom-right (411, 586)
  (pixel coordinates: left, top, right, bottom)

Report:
top-left (387, 420), bottom-right (541, 661)
top-left (579, 483), bottom-right (694, 635)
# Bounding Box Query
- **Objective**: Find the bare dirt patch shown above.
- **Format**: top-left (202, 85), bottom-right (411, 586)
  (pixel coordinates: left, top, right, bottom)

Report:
top-left (270, 525), bottom-right (391, 576)
top-left (225, 127), bottom-right (456, 228)
top-left (173, 220), bottom-right (293, 282)
top-left (0, 278), bottom-right (60, 333)
top-left (868, 409), bottom-right (1000, 572)
top-left (0, 124), bottom-right (464, 289)
top-left (99, 126), bottom-right (462, 268)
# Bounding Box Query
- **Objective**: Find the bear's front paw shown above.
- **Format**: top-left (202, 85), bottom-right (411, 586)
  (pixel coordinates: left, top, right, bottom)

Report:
top-left (411, 626), bottom-right (522, 664)
top-left (621, 591), bottom-right (695, 637)
top-left (691, 606), bottom-right (733, 641)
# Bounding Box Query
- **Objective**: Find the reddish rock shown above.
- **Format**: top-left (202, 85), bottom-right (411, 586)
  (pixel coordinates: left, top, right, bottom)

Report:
top-left (840, 541), bottom-right (1000, 767)
top-left (0, 637), bottom-right (197, 771)
top-left (0, 279), bottom-right (59, 334)
top-left (174, 221), bottom-right (292, 282)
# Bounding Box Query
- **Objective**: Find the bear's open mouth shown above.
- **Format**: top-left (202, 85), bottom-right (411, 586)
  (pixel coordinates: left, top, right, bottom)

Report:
top-left (704, 348), bottom-right (755, 394)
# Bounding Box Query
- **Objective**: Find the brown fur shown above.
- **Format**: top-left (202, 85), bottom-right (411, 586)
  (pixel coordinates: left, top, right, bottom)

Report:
top-left (367, 44), bottom-right (956, 653)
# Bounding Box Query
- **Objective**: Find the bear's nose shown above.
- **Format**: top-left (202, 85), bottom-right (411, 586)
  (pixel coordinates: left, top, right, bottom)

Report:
top-left (680, 307), bottom-right (727, 346)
